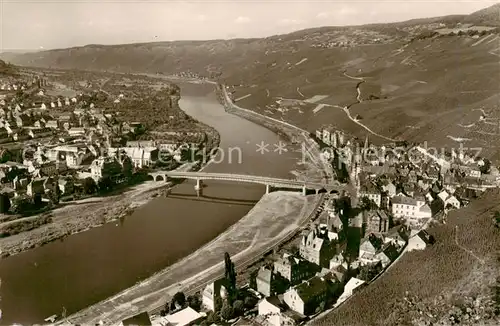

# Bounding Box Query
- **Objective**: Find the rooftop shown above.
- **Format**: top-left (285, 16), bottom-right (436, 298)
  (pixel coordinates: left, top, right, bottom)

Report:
top-left (294, 275), bottom-right (329, 301)
top-left (391, 195), bottom-right (417, 206)
top-left (122, 311), bottom-right (152, 326)
top-left (163, 306), bottom-right (204, 326)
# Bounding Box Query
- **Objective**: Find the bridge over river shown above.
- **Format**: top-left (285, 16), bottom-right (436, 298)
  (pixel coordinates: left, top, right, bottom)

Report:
top-left (148, 171), bottom-right (347, 195)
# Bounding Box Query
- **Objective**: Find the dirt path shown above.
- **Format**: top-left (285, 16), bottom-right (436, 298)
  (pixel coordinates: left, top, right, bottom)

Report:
top-left (297, 87), bottom-right (305, 98)
top-left (336, 71), bottom-right (397, 142)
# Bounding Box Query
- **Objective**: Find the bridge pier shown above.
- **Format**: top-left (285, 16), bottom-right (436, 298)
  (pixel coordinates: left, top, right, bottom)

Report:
top-left (315, 189), bottom-right (319, 195)
top-left (194, 179), bottom-right (203, 197)
top-left (194, 178), bottom-right (203, 190)
top-left (302, 186), bottom-right (307, 196)
top-left (266, 184), bottom-right (270, 194)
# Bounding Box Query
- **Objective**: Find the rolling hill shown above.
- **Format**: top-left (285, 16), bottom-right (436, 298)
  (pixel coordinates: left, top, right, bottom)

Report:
top-left (2, 4), bottom-right (500, 159)
top-left (0, 59), bottom-right (17, 76)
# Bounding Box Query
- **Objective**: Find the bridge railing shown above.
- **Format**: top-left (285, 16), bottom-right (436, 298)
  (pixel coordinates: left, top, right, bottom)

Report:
top-left (165, 172), bottom-right (338, 188)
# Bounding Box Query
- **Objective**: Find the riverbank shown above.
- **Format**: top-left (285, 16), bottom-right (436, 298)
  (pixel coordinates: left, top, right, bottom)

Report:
top-left (0, 85), bottom-right (221, 259)
top-left (62, 191), bottom-right (321, 324)
top-left (215, 83), bottom-right (333, 185)
top-left (0, 162), bottom-right (201, 258)
top-left (58, 80), bottom-right (330, 324)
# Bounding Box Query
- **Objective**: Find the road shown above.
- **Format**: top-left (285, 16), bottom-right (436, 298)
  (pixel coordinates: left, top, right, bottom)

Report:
top-left (159, 171), bottom-right (341, 191)
top-left (340, 71), bottom-right (397, 142)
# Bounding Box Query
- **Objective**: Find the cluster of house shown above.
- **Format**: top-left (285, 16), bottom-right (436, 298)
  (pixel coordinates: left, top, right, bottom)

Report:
top-left (250, 192), bottom-right (438, 326)
top-left (317, 125), bottom-right (499, 224)
top-left (0, 81), bottom-right (27, 92)
top-left (0, 80), bottom-right (205, 209)
top-left (110, 192), bottom-right (437, 326)
top-left (0, 136), bottom-right (193, 205)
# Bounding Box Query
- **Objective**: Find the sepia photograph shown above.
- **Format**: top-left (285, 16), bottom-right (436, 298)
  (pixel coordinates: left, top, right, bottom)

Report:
top-left (0, 0), bottom-right (499, 325)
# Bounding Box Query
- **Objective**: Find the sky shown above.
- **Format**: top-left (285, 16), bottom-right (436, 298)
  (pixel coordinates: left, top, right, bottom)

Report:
top-left (0, 0), bottom-right (498, 50)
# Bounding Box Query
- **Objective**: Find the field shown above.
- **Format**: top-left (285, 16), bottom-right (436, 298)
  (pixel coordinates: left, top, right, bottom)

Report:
top-left (231, 34), bottom-right (500, 159)
top-left (4, 6), bottom-right (499, 160)
top-left (311, 189), bottom-right (500, 326)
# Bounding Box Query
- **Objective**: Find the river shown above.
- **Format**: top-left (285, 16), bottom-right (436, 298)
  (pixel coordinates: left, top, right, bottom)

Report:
top-left (0, 83), bottom-right (304, 324)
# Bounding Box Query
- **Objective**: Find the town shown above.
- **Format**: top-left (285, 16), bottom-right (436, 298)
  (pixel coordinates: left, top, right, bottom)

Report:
top-left (112, 119), bottom-right (499, 326)
top-left (2, 3), bottom-right (500, 325)
top-left (0, 68), bottom-right (218, 246)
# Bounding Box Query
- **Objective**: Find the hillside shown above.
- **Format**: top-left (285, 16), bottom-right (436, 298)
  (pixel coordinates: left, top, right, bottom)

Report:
top-left (312, 189), bottom-right (500, 326)
top-left (2, 4), bottom-right (500, 159)
top-left (0, 59), bottom-right (17, 76)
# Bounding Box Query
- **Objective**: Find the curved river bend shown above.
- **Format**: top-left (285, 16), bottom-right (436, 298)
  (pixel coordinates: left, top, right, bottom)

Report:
top-left (0, 84), bottom-right (303, 324)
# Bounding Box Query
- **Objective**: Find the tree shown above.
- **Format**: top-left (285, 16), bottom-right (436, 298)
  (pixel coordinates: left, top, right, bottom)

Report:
top-left (214, 296), bottom-right (223, 312)
top-left (170, 291), bottom-right (186, 311)
top-left (249, 270), bottom-right (258, 290)
top-left (358, 261), bottom-right (383, 281)
top-left (122, 156), bottom-right (133, 180)
top-left (232, 300), bottom-right (244, 316)
top-left (50, 185), bottom-right (61, 205)
top-left (187, 293), bottom-right (202, 311)
top-left (98, 176), bottom-right (114, 193)
top-left (220, 302), bottom-right (234, 321)
top-left (206, 311), bottom-right (221, 324)
top-left (224, 252), bottom-right (237, 302)
top-left (360, 196), bottom-right (376, 211)
top-left (11, 196), bottom-right (32, 214)
top-left (493, 211), bottom-right (500, 228)
top-left (244, 295), bottom-right (257, 309)
top-left (33, 193), bottom-right (42, 207)
top-left (0, 193), bottom-right (11, 213)
top-left (480, 159), bottom-right (491, 174)
top-left (162, 300), bottom-right (170, 316)
top-left (83, 177), bottom-right (97, 194)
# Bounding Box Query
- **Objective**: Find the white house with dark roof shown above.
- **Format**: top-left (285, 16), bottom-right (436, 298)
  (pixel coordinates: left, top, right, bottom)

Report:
top-left (359, 234), bottom-right (384, 265)
top-left (383, 225), bottom-right (410, 248)
top-left (335, 277), bottom-right (365, 307)
top-left (274, 253), bottom-right (317, 286)
top-left (391, 196), bottom-right (431, 221)
top-left (202, 278), bottom-right (228, 311)
top-left (258, 296), bottom-right (284, 326)
top-left (109, 147), bottom-right (159, 168)
top-left (407, 230), bottom-right (435, 252)
top-left (283, 276), bottom-right (331, 316)
top-left (359, 182), bottom-right (382, 207)
top-left (299, 228), bottom-right (337, 268)
top-left (437, 190), bottom-right (461, 209)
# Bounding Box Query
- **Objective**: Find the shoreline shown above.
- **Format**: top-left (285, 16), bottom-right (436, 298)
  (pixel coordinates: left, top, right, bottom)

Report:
top-left (64, 192), bottom-right (322, 324)
top-left (0, 96), bottom-right (221, 259)
top-left (1, 77), bottom-right (328, 323)
top-left (62, 81), bottom-right (330, 324)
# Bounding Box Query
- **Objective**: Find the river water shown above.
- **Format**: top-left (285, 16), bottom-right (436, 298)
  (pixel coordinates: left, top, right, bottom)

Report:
top-left (0, 84), bottom-right (303, 324)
